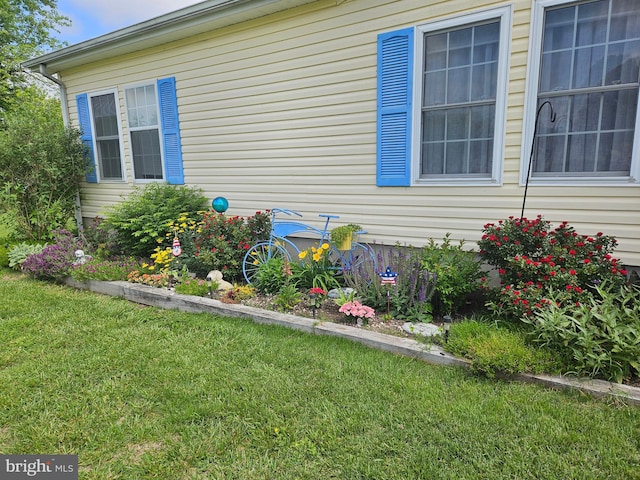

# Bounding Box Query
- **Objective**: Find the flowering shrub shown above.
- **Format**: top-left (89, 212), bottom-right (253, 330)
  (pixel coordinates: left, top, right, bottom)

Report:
top-left (194, 211), bottom-right (271, 281)
top-left (291, 243), bottom-right (340, 290)
top-left (21, 229), bottom-right (84, 281)
top-left (478, 216), bottom-right (628, 320)
top-left (339, 301), bottom-right (375, 325)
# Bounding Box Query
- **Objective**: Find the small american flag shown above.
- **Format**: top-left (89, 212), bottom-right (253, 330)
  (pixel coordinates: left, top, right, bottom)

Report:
top-left (379, 266), bottom-right (398, 285)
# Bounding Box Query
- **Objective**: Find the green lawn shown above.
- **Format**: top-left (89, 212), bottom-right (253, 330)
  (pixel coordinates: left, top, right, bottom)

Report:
top-left (1, 273), bottom-right (639, 479)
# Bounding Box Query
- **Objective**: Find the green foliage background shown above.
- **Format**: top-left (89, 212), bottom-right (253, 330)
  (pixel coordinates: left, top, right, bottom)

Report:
top-left (0, 88), bottom-right (87, 240)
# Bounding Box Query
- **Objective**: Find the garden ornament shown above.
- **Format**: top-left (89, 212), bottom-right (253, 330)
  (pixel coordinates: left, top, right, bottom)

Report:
top-left (206, 270), bottom-right (233, 291)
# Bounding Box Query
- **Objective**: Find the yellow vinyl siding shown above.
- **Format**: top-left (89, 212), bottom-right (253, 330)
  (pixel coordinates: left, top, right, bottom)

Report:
top-left (59, 0), bottom-right (640, 265)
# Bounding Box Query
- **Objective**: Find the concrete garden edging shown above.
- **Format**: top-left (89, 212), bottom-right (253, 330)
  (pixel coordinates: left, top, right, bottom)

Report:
top-left (65, 279), bottom-right (640, 406)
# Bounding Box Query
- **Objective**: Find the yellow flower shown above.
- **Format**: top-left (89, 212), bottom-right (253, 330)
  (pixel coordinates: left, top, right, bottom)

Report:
top-left (321, 243), bottom-right (330, 250)
top-left (313, 253), bottom-right (321, 262)
top-left (299, 250), bottom-right (308, 259)
top-left (149, 265), bottom-right (155, 271)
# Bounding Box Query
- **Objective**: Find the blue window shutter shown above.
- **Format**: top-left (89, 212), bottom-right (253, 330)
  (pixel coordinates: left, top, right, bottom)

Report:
top-left (376, 28), bottom-right (414, 187)
top-left (157, 77), bottom-right (184, 185)
top-left (76, 93), bottom-right (98, 183)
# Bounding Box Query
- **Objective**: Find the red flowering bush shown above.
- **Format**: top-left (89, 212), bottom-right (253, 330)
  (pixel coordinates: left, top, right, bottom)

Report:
top-left (478, 215), bottom-right (628, 320)
top-left (193, 211), bottom-right (270, 281)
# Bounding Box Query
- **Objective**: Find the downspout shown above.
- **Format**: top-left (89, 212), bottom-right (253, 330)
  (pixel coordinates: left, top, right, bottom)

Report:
top-left (37, 64), bottom-right (83, 230)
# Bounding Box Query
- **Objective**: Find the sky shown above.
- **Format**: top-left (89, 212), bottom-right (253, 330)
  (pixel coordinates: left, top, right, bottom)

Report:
top-left (54, 0), bottom-right (206, 46)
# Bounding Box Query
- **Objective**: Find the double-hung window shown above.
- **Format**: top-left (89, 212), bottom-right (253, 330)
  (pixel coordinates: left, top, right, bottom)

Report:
top-left (89, 90), bottom-right (125, 181)
top-left (525, 0), bottom-right (640, 183)
top-left (377, 7), bottom-right (510, 186)
top-left (125, 84), bottom-right (164, 181)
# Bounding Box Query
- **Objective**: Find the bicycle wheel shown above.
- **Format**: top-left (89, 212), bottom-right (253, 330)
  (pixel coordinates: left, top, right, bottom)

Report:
top-left (242, 242), bottom-right (291, 284)
top-left (331, 243), bottom-right (376, 275)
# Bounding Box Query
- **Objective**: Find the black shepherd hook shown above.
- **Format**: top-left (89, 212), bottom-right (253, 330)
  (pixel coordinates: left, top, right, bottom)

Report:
top-left (521, 100), bottom-right (556, 219)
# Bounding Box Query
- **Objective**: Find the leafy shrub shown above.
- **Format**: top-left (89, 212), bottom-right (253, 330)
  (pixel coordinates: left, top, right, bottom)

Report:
top-left (69, 257), bottom-right (140, 281)
top-left (445, 319), bottom-right (558, 378)
top-left (7, 242), bottom-right (46, 270)
top-left (421, 234), bottom-right (483, 316)
top-left (0, 90), bottom-right (88, 241)
top-left (79, 217), bottom-right (121, 260)
top-left (523, 282), bottom-right (640, 383)
top-left (344, 244), bottom-right (436, 322)
top-left (274, 283), bottom-right (301, 311)
top-left (21, 229), bottom-right (83, 281)
top-left (254, 256), bottom-right (288, 295)
top-left (194, 211), bottom-right (271, 281)
top-left (105, 183), bottom-right (208, 258)
top-left (478, 216), bottom-right (628, 320)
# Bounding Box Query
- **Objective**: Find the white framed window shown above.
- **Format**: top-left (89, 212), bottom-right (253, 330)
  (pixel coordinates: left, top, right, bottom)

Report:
top-left (124, 82), bottom-right (164, 181)
top-left (88, 89), bottom-right (126, 181)
top-left (523, 0), bottom-right (640, 185)
top-left (413, 6), bottom-right (511, 185)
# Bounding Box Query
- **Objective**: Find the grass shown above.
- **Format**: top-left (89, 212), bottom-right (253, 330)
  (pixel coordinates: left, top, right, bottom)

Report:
top-left (1, 272), bottom-right (639, 479)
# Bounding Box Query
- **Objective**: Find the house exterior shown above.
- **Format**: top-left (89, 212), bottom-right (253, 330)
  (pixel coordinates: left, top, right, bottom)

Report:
top-left (24, 0), bottom-right (640, 267)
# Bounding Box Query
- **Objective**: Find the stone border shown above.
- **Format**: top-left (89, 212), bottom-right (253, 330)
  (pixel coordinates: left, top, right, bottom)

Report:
top-left (65, 279), bottom-right (640, 406)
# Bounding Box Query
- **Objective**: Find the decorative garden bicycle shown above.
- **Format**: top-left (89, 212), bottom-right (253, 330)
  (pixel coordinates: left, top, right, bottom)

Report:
top-left (242, 208), bottom-right (375, 284)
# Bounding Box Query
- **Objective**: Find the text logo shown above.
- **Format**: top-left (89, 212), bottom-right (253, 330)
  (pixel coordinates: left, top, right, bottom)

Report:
top-left (0, 455), bottom-right (78, 479)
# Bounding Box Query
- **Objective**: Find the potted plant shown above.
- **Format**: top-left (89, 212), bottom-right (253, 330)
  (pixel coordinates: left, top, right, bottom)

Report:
top-left (330, 224), bottom-right (361, 251)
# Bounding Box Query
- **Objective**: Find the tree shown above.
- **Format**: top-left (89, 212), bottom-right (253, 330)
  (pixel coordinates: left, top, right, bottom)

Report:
top-left (0, 0), bottom-right (69, 113)
top-left (0, 87), bottom-right (87, 240)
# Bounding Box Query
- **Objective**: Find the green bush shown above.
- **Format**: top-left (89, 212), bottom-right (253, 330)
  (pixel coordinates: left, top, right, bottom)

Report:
top-left (446, 319), bottom-right (558, 378)
top-left (104, 183), bottom-right (208, 258)
top-left (523, 282), bottom-right (640, 383)
top-left (79, 217), bottom-right (121, 260)
top-left (478, 216), bottom-right (628, 321)
top-left (421, 234), bottom-right (483, 316)
top-left (0, 89), bottom-right (87, 241)
top-left (254, 256), bottom-right (288, 295)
